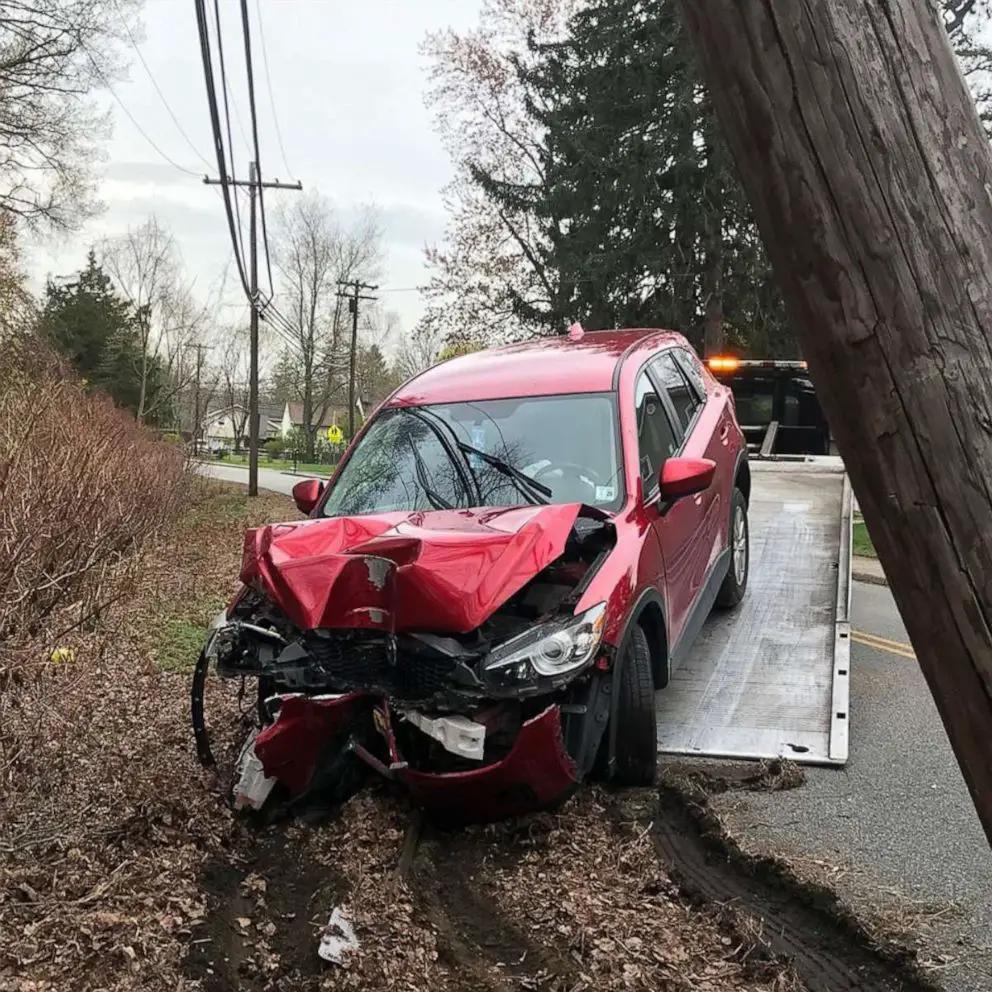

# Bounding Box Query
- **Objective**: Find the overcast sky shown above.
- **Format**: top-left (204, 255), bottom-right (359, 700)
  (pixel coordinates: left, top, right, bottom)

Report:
top-left (23, 0), bottom-right (482, 341)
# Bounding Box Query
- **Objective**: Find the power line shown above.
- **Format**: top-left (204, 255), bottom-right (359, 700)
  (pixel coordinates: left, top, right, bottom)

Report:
top-left (239, 0), bottom-right (275, 299)
top-left (193, 0), bottom-right (251, 298)
top-left (196, 0), bottom-right (304, 496)
top-left (83, 44), bottom-right (202, 178)
top-left (110, 0), bottom-right (213, 170)
top-left (255, 0), bottom-right (295, 180)
top-left (213, 0), bottom-right (246, 264)
top-left (258, 298), bottom-right (300, 348)
top-left (204, 167), bottom-right (302, 499)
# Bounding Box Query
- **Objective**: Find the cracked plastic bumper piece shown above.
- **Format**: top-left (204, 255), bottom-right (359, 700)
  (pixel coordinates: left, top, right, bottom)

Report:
top-left (251, 693), bottom-right (578, 823)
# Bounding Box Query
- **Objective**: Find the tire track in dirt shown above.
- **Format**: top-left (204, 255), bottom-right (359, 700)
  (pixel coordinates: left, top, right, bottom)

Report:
top-left (616, 769), bottom-right (945, 992)
top-left (184, 829), bottom-right (348, 991)
top-left (407, 826), bottom-right (581, 992)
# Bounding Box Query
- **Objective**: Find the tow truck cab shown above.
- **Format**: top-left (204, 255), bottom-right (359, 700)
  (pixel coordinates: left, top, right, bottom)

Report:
top-left (705, 356), bottom-right (832, 458)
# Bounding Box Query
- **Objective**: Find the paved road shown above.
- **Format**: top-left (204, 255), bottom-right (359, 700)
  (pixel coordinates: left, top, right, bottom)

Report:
top-left (714, 581), bottom-right (992, 991)
top-left (198, 461), bottom-right (309, 497)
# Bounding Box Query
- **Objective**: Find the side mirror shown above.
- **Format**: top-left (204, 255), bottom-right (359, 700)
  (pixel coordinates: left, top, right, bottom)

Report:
top-left (658, 457), bottom-right (716, 501)
top-left (292, 478), bottom-right (324, 515)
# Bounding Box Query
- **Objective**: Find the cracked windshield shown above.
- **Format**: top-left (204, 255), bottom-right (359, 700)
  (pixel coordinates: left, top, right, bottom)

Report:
top-left (320, 394), bottom-right (623, 515)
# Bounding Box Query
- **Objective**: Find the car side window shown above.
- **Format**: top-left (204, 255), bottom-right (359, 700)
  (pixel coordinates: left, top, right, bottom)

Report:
top-left (634, 370), bottom-right (679, 494)
top-left (651, 351), bottom-right (703, 433)
top-left (674, 348), bottom-right (708, 401)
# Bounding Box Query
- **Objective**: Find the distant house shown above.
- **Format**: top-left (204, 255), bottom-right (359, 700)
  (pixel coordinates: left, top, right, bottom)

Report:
top-left (280, 402), bottom-right (344, 437)
top-left (200, 402), bottom-right (284, 449)
top-left (201, 406), bottom-right (246, 450)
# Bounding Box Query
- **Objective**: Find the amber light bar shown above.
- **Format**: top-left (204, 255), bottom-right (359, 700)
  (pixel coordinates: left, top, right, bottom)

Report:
top-left (706, 356), bottom-right (808, 372)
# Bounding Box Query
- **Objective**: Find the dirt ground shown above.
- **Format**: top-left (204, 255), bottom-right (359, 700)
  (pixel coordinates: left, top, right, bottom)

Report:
top-left (0, 484), bottom-right (945, 992)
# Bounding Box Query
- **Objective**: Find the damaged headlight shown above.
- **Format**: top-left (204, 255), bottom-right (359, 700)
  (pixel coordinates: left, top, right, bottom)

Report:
top-left (484, 602), bottom-right (607, 691)
top-left (202, 609), bottom-right (229, 659)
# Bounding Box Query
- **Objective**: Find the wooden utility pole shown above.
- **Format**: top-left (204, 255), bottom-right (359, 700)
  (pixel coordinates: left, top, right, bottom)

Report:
top-left (678, 0), bottom-right (992, 844)
top-left (336, 280), bottom-right (378, 440)
top-left (204, 163), bottom-right (301, 496)
top-left (185, 342), bottom-right (213, 454)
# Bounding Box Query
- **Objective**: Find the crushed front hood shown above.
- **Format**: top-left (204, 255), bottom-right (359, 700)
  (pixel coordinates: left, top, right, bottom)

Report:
top-left (240, 503), bottom-right (606, 634)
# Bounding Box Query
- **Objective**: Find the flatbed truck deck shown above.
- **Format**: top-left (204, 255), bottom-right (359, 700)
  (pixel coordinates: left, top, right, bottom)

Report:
top-left (655, 358), bottom-right (854, 767)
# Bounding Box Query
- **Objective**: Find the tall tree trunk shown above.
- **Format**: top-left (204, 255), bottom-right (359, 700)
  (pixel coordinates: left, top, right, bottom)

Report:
top-left (701, 228), bottom-right (725, 357)
top-left (302, 354), bottom-right (316, 463)
top-left (679, 0), bottom-right (992, 845)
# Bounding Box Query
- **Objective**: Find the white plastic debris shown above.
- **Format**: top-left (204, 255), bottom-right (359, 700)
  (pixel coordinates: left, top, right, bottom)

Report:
top-left (232, 732), bottom-right (277, 810)
top-left (318, 906), bottom-right (359, 965)
top-left (401, 710), bottom-right (486, 761)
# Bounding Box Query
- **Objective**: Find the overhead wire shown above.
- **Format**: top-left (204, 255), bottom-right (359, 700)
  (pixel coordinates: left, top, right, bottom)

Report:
top-left (258, 297), bottom-right (301, 345)
top-left (212, 0), bottom-right (247, 266)
top-left (193, 0), bottom-right (251, 298)
top-left (111, 0), bottom-right (213, 171)
top-left (254, 0), bottom-right (295, 180)
top-left (239, 0), bottom-right (275, 300)
top-left (82, 43), bottom-right (201, 178)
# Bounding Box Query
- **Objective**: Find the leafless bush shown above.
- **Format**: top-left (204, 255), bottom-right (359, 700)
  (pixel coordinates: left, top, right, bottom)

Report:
top-left (0, 337), bottom-right (189, 667)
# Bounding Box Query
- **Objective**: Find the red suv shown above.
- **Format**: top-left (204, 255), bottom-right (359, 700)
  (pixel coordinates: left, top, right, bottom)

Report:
top-left (192, 328), bottom-right (750, 823)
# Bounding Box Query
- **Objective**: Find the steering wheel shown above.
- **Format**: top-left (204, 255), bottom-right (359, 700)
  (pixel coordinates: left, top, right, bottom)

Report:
top-left (533, 461), bottom-right (602, 488)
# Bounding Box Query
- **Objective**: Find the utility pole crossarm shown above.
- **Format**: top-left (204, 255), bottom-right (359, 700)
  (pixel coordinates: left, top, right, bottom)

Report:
top-left (203, 176), bottom-right (303, 191)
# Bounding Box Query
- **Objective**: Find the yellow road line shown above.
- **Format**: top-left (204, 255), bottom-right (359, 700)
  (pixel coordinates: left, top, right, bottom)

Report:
top-left (851, 630), bottom-right (916, 659)
top-left (853, 630), bottom-right (914, 651)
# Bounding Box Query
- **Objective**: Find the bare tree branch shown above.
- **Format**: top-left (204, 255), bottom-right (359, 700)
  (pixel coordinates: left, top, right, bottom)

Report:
top-left (270, 192), bottom-right (383, 458)
top-left (0, 0), bottom-right (141, 231)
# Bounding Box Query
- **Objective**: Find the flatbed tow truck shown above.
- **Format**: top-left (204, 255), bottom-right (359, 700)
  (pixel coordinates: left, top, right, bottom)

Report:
top-left (656, 357), bottom-right (853, 766)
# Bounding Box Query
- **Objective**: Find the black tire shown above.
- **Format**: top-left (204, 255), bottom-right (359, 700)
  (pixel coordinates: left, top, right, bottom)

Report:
top-left (613, 624), bottom-right (658, 786)
top-left (716, 487), bottom-right (749, 609)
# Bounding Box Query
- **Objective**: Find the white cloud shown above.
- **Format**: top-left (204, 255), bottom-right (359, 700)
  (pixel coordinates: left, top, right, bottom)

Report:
top-left (23, 0), bottom-right (483, 335)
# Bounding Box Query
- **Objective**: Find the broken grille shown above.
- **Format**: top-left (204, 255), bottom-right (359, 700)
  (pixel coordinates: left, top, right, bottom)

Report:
top-left (304, 632), bottom-right (457, 701)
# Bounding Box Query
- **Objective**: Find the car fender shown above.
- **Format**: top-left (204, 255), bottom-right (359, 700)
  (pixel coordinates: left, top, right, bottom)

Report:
top-left (605, 587), bottom-right (669, 780)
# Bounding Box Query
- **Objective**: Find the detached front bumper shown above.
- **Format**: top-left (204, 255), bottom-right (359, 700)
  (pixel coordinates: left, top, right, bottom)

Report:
top-left (249, 692), bottom-right (579, 824)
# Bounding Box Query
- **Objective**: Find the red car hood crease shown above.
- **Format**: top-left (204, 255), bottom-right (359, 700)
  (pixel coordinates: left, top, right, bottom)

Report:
top-left (240, 503), bottom-right (607, 633)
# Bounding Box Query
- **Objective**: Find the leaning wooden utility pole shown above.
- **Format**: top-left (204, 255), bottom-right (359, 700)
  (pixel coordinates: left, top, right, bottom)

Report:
top-left (678, 0), bottom-right (992, 844)
top-left (336, 280), bottom-right (378, 441)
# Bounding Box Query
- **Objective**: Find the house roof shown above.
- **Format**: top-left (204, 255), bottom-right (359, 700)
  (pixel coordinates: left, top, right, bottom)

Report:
top-left (285, 402), bottom-right (341, 429)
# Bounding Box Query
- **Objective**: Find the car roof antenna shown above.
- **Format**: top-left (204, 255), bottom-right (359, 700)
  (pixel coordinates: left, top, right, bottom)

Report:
top-left (567, 321), bottom-right (584, 341)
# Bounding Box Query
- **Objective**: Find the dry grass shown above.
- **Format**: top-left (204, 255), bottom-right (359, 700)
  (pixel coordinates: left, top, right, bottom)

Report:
top-left (466, 790), bottom-right (794, 992)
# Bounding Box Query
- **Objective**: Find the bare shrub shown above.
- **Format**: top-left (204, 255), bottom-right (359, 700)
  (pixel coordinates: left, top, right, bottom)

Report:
top-left (0, 338), bottom-right (187, 651)
top-left (0, 336), bottom-right (190, 796)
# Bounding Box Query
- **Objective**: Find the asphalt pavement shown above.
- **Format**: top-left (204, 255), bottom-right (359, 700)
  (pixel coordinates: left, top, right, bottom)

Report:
top-left (713, 580), bottom-right (992, 991)
top-left (198, 461), bottom-right (305, 497)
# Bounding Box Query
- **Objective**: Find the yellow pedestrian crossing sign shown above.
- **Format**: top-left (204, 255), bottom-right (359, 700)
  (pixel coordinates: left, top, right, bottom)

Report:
top-left (327, 424), bottom-right (343, 444)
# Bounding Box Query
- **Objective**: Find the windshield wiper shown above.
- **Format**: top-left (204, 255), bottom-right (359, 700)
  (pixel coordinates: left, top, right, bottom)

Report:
top-left (395, 407), bottom-right (480, 505)
top-left (455, 441), bottom-right (552, 504)
top-left (397, 405), bottom-right (550, 506)
top-left (407, 439), bottom-right (454, 511)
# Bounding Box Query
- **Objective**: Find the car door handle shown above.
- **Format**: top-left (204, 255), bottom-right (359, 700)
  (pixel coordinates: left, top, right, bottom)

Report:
top-left (720, 422), bottom-right (731, 442)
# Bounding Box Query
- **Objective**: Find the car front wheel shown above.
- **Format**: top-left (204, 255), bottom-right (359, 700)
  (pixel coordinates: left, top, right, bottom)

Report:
top-left (612, 624), bottom-right (658, 786)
